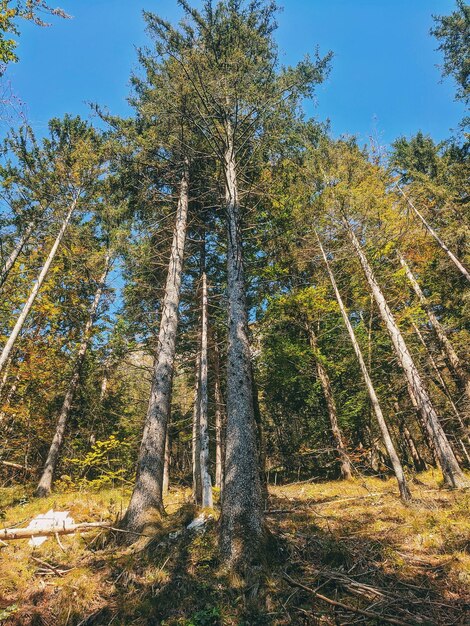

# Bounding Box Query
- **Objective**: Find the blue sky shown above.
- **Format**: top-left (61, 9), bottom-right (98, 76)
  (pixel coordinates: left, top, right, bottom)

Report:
top-left (5, 0), bottom-right (465, 146)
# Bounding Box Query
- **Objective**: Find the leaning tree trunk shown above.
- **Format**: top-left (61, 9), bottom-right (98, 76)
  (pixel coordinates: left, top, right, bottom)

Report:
top-left (122, 165), bottom-right (189, 535)
top-left (219, 129), bottom-right (263, 568)
top-left (36, 253), bottom-right (111, 496)
top-left (198, 242), bottom-right (213, 508)
top-left (0, 218), bottom-right (36, 291)
top-left (399, 252), bottom-right (470, 399)
top-left (306, 323), bottom-right (353, 481)
top-left (396, 186), bottom-right (470, 283)
top-left (317, 234), bottom-right (410, 500)
top-left (0, 198), bottom-right (77, 375)
top-left (410, 320), bottom-right (468, 439)
top-left (346, 220), bottom-right (468, 488)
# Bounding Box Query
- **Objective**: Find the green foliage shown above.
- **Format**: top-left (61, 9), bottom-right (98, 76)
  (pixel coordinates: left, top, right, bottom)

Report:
top-left (431, 0), bottom-right (470, 103)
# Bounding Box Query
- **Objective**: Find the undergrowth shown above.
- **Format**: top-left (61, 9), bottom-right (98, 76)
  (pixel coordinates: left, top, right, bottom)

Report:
top-left (0, 470), bottom-right (469, 625)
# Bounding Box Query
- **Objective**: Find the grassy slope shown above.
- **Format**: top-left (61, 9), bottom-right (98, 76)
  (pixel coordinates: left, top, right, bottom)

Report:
top-left (0, 471), bottom-right (469, 625)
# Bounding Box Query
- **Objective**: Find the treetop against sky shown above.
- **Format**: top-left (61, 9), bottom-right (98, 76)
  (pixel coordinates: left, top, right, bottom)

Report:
top-left (5, 0), bottom-right (465, 145)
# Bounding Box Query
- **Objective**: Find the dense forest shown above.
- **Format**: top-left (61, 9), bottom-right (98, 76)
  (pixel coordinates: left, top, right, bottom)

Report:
top-left (0, 1), bottom-right (469, 625)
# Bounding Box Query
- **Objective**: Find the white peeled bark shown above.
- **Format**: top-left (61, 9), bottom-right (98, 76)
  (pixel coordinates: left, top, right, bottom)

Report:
top-left (0, 198), bottom-right (77, 375)
top-left (346, 221), bottom-right (467, 488)
top-left (36, 253), bottom-right (111, 496)
top-left (213, 334), bottom-right (224, 490)
top-left (123, 165), bottom-right (189, 534)
top-left (396, 186), bottom-right (470, 283)
top-left (198, 257), bottom-right (213, 508)
top-left (0, 219), bottom-right (36, 291)
top-left (317, 234), bottom-right (411, 500)
top-left (399, 252), bottom-right (470, 399)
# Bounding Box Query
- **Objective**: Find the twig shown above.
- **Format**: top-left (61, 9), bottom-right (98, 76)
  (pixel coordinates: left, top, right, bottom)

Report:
top-left (283, 573), bottom-right (411, 626)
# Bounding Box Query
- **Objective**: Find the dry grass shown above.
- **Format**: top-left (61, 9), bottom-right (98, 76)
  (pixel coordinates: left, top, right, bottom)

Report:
top-left (0, 471), bottom-right (469, 625)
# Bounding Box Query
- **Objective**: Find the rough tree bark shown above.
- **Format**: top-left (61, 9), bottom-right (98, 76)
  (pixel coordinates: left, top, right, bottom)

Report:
top-left (36, 253), bottom-right (111, 496)
top-left (317, 234), bottom-right (411, 500)
top-left (122, 165), bottom-right (189, 534)
top-left (306, 323), bottom-right (353, 481)
top-left (399, 251), bottom-right (470, 399)
top-left (0, 198), bottom-right (77, 375)
top-left (396, 186), bottom-right (470, 283)
top-left (219, 128), bottom-right (263, 567)
top-left (346, 220), bottom-right (468, 488)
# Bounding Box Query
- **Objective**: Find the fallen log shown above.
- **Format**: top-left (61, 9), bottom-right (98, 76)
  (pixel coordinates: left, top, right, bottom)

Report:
top-left (0, 521), bottom-right (110, 541)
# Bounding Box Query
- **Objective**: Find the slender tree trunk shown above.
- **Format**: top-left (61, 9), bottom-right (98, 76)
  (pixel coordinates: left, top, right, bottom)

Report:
top-left (36, 253), bottom-right (111, 496)
top-left (122, 165), bottom-right (189, 534)
top-left (213, 334), bottom-right (224, 490)
top-left (0, 219), bottom-right (36, 291)
top-left (0, 198), bottom-right (77, 375)
top-left (306, 324), bottom-right (353, 481)
top-left (198, 242), bottom-right (213, 508)
top-left (317, 234), bottom-right (410, 500)
top-left (163, 428), bottom-right (170, 496)
top-left (220, 129), bottom-right (263, 567)
top-left (399, 252), bottom-right (470, 398)
top-left (346, 221), bottom-right (468, 488)
top-left (411, 320), bottom-right (468, 439)
top-left (192, 339), bottom-right (202, 504)
top-left (396, 186), bottom-right (470, 283)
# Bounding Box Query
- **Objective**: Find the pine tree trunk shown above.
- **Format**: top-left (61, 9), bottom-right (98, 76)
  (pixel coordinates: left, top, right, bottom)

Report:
top-left (192, 340), bottom-right (202, 504)
top-left (0, 199), bottom-right (77, 375)
top-left (306, 324), bottom-right (353, 481)
top-left (36, 253), bottom-right (111, 497)
top-left (396, 186), bottom-right (470, 283)
top-left (213, 334), bottom-right (224, 490)
top-left (0, 219), bottom-right (36, 291)
top-left (317, 234), bottom-right (410, 499)
top-left (122, 165), bottom-right (189, 534)
top-left (198, 243), bottom-right (213, 508)
top-left (163, 428), bottom-right (170, 496)
top-left (219, 129), bottom-right (263, 568)
top-left (411, 320), bottom-right (468, 438)
top-left (399, 252), bottom-right (470, 399)
top-left (346, 221), bottom-right (468, 488)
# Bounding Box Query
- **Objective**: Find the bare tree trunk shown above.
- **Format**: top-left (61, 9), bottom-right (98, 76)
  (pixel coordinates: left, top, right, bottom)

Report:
top-left (317, 234), bottom-right (410, 499)
top-left (220, 129), bottom-right (263, 568)
top-left (0, 219), bottom-right (36, 291)
top-left (411, 320), bottom-right (468, 439)
top-left (163, 428), bottom-right (170, 496)
top-left (198, 243), bottom-right (213, 508)
top-left (396, 186), bottom-right (470, 283)
top-left (399, 252), bottom-right (470, 398)
top-left (346, 221), bottom-right (468, 488)
top-left (192, 340), bottom-right (202, 504)
top-left (0, 198), bottom-right (77, 375)
top-left (213, 334), bottom-right (224, 490)
top-left (36, 253), bottom-right (111, 496)
top-left (122, 165), bottom-right (189, 534)
top-left (306, 324), bottom-right (353, 481)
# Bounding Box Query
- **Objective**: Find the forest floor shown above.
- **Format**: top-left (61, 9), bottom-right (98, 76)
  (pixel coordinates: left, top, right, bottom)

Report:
top-left (0, 470), bottom-right (469, 625)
